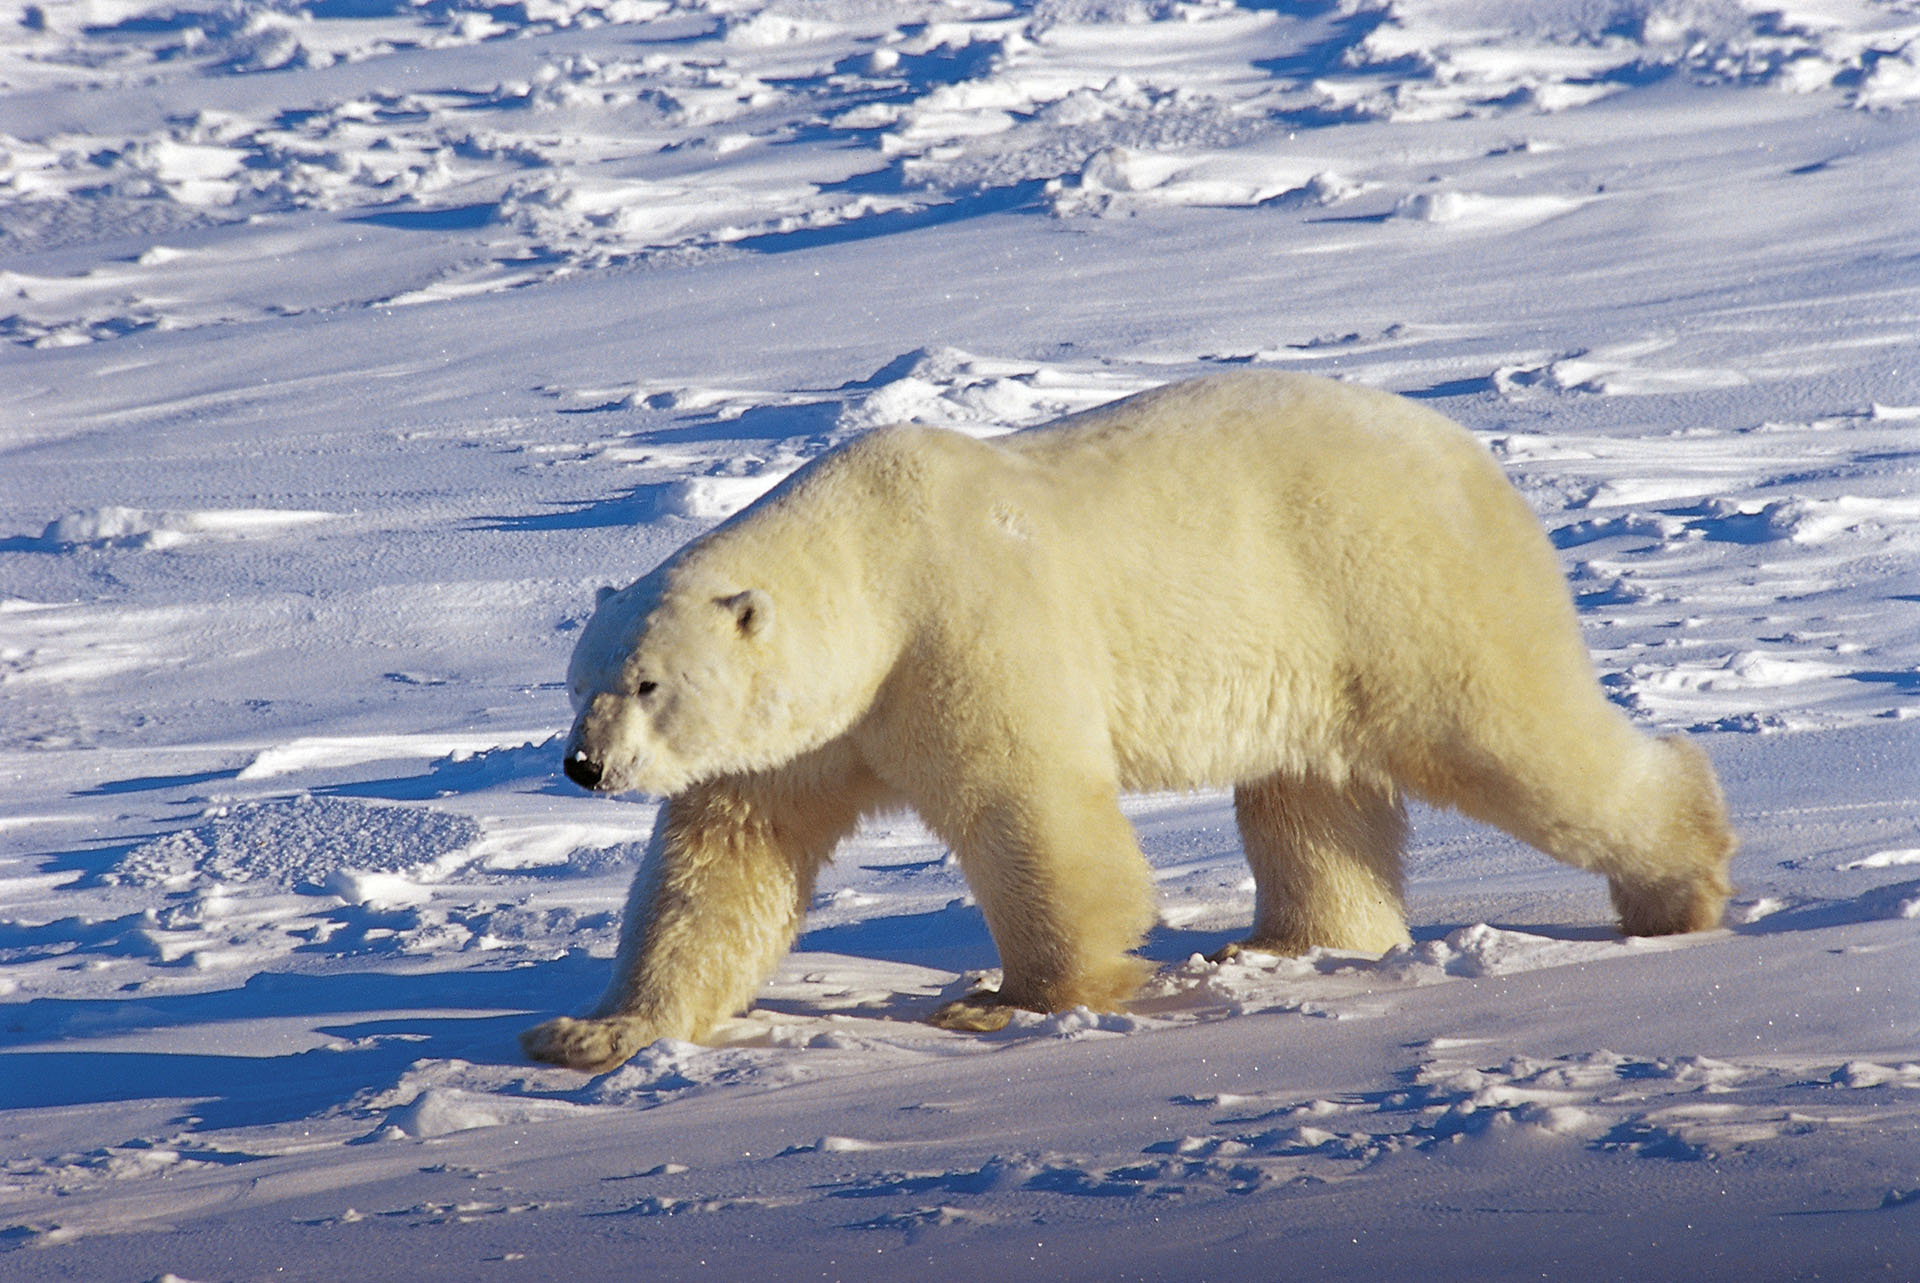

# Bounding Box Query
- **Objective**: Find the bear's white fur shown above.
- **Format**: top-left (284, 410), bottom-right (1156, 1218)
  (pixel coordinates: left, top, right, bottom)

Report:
top-left (522, 372), bottom-right (1735, 1073)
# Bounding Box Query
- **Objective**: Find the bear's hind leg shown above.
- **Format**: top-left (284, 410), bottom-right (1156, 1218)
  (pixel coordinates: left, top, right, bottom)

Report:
top-left (1225, 770), bottom-right (1412, 957)
top-left (924, 774), bottom-right (1157, 1031)
top-left (1440, 721), bottom-right (1734, 938)
top-left (1601, 736), bottom-right (1735, 935)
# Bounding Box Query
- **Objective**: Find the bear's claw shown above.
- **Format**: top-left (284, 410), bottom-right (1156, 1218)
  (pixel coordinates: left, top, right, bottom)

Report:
top-left (928, 991), bottom-right (1019, 1033)
top-left (1207, 940), bottom-right (1258, 964)
top-left (519, 1014), bottom-right (652, 1073)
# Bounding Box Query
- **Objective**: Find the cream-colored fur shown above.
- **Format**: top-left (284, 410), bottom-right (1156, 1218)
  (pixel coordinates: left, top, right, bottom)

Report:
top-left (521, 371), bottom-right (1736, 1073)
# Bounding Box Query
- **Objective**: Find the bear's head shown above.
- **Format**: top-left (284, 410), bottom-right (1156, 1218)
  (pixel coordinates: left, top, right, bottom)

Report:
top-left (562, 570), bottom-right (782, 796)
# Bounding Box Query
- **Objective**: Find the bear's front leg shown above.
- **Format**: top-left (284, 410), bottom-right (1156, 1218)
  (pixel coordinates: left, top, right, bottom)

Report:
top-left (521, 774), bottom-right (867, 1073)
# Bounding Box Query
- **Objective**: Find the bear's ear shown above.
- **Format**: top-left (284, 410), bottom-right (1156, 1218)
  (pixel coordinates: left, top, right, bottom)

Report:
top-left (719, 589), bottom-right (772, 640)
top-left (595, 585), bottom-right (616, 606)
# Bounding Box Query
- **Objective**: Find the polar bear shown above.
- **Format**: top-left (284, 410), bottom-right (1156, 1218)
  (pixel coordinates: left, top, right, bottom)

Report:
top-left (522, 371), bottom-right (1735, 1073)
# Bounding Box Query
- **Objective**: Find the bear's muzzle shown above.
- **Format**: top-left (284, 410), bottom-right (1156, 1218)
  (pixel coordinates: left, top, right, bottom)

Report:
top-left (563, 749), bottom-right (605, 791)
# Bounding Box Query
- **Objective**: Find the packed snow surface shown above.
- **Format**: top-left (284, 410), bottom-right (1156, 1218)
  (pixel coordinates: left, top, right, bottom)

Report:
top-left (2, 0), bottom-right (1918, 1278)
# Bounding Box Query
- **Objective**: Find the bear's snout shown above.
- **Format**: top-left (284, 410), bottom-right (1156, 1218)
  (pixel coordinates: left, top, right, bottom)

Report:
top-left (564, 749), bottom-right (605, 791)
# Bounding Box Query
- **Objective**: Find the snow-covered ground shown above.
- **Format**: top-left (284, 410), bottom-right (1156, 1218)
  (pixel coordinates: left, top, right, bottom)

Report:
top-left (3, 0), bottom-right (1918, 1277)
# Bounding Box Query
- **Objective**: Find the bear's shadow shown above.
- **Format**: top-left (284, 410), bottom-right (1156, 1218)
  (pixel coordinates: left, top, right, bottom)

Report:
top-left (795, 905), bottom-right (1233, 966)
top-left (792, 901), bottom-right (1647, 982)
top-left (797, 900), bottom-right (997, 976)
top-left (0, 954), bottom-right (605, 1128)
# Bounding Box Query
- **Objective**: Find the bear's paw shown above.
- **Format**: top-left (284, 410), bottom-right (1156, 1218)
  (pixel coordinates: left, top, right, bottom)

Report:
top-left (519, 1014), bottom-right (656, 1073)
top-left (1608, 871), bottom-right (1731, 937)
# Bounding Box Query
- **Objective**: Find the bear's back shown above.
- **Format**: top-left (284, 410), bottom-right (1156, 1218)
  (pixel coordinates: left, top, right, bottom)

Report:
top-left (986, 371), bottom-right (1522, 587)
top-left (1002, 371), bottom-right (1484, 495)
top-left (985, 372), bottom-right (1585, 791)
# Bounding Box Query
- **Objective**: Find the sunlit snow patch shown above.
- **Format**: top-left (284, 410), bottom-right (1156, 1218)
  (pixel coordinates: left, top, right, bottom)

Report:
top-left (1391, 189), bottom-right (1590, 229)
top-left (238, 732), bottom-right (544, 780)
top-left (1838, 849), bottom-right (1920, 871)
top-left (379, 1086), bottom-right (608, 1139)
top-left (654, 470), bottom-right (804, 521)
top-left (836, 346), bottom-right (1158, 435)
top-left (38, 506), bottom-right (332, 551)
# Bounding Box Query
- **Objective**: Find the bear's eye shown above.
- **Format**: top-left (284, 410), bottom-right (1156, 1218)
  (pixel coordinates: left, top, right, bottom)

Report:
top-left (636, 680), bottom-right (658, 698)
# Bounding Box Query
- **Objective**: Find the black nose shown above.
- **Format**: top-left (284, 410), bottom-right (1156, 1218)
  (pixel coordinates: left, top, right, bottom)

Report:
top-left (564, 751), bottom-right (604, 791)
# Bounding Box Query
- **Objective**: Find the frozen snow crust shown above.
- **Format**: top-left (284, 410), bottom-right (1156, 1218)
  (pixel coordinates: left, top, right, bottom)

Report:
top-left (2, 0), bottom-right (1918, 1278)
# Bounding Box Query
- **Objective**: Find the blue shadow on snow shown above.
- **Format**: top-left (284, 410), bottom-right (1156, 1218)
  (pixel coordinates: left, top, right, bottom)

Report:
top-left (349, 203), bottom-right (498, 232)
top-left (0, 956), bottom-right (604, 1128)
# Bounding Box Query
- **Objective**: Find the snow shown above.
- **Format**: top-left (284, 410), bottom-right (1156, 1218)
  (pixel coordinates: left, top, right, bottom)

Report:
top-left (2, 0), bottom-right (1918, 1277)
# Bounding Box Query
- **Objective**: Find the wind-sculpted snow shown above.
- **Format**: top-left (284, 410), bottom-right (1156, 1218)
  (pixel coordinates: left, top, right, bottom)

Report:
top-left (7, 0), bottom-right (1919, 343)
top-left (2, 0), bottom-right (1919, 1277)
top-left (112, 795), bottom-right (482, 892)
